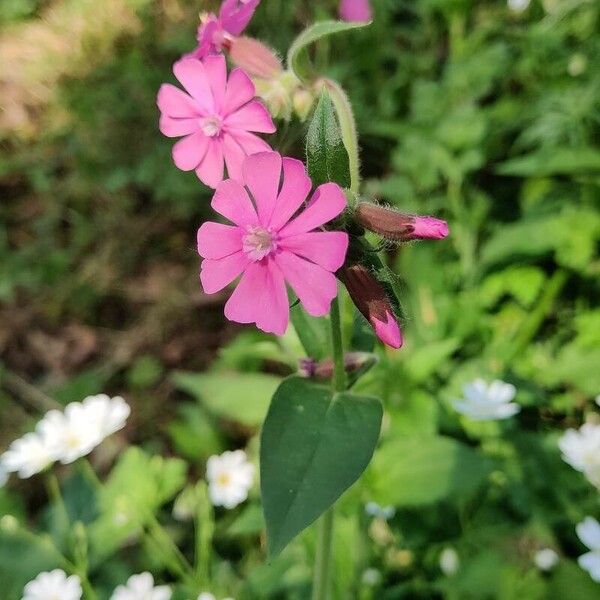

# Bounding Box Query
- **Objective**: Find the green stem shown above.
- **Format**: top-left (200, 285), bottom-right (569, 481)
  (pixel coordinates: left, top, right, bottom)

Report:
top-left (312, 294), bottom-right (346, 600)
top-left (194, 483), bottom-right (214, 586)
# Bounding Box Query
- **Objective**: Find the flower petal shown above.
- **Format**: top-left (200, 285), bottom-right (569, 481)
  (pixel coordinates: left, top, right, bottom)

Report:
top-left (203, 54), bottom-right (227, 112)
top-left (211, 178), bottom-right (258, 226)
top-left (279, 183), bottom-right (347, 236)
top-left (578, 552), bottom-right (600, 582)
top-left (268, 157), bottom-right (312, 230)
top-left (172, 131), bottom-right (209, 171)
top-left (231, 130), bottom-right (272, 155)
top-left (200, 251), bottom-right (249, 294)
top-left (223, 68), bottom-right (256, 115)
top-left (222, 133), bottom-right (246, 182)
top-left (577, 517), bottom-right (600, 551)
top-left (225, 100), bottom-right (276, 133)
top-left (280, 231), bottom-right (348, 271)
top-left (220, 0), bottom-right (261, 35)
top-left (159, 115), bottom-right (198, 138)
top-left (173, 59), bottom-right (215, 113)
top-left (224, 259), bottom-right (289, 334)
top-left (242, 151), bottom-right (282, 225)
top-left (197, 222), bottom-right (243, 259)
top-left (196, 139), bottom-right (225, 188)
top-left (157, 84), bottom-right (200, 118)
top-left (275, 250), bottom-right (338, 317)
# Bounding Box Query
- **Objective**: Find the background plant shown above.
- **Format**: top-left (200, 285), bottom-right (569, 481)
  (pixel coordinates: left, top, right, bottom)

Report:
top-left (1, 0), bottom-right (600, 599)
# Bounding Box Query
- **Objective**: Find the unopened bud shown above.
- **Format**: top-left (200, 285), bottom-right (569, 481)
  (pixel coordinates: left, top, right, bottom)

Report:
top-left (229, 36), bottom-right (282, 79)
top-left (299, 352), bottom-right (377, 379)
top-left (254, 71), bottom-right (298, 120)
top-left (292, 88), bottom-right (315, 121)
top-left (355, 203), bottom-right (449, 242)
top-left (340, 263), bottom-right (403, 349)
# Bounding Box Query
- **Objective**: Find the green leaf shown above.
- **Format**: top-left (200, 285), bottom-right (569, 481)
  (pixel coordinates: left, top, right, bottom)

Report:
top-left (369, 436), bottom-right (490, 506)
top-left (496, 147), bottom-right (600, 176)
top-left (287, 20), bottom-right (370, 82)
top-left (260, 376), bottom-right (382, 556)
top-left (306, 89), bottom-right (351, 189)
top-left (173, 371), bottom-right (282, 427)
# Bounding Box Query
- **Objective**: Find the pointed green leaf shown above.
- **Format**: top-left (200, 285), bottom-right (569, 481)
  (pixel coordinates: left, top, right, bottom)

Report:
top-left (260, 376), bottom-right (382, 556)
top-left (290, 304), bottom-right (330, 360)
top-left (306, 89), bottom-right (351, 188)
top-left (288, 20), bottom-right (371, 82)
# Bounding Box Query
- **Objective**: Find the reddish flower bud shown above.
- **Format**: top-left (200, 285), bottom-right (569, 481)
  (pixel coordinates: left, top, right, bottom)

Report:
top-left (340, 0), bottom-right (372, 23)
top-left (299, 352), bottom-right (377, 379)
top-left (229, 36), bottom-right (282, 80)
top-left (340, 263), bottom-right (403, 349)
top-left (354, 203), bottom-right (449, 242)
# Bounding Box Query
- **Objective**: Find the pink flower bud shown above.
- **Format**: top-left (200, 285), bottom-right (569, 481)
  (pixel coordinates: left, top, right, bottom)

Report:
top-left (340, 263), bottom-right (403, 349)
top-left (229, 36), bottom-right (282, 79)
top-left (339, 0), bottom-right (372, 22)
top-left (354, 203), bottom-right (449, 242)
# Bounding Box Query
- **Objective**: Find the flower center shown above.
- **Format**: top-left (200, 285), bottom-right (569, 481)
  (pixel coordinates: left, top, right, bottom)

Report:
top-left (243, 226), bottom-right (277, 261)
top-left (200, 115), bottom-right (223, 137)
top-left (217, 473), bottom-right (232, 487)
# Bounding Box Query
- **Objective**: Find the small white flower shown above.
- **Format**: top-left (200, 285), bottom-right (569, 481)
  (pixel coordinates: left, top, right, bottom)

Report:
top-left (206, 450), bottom-right (254, 509)
top-left (82, 394), bottom-right (130, 438)
top-left (439, 547), bottom-right (460, 576)
top-left (22, 569), bottom-right (82, 600)
top-left (1, 432), bottom-right (53, 478)
top-left (558, 423), bottom-right (600, 488)
top-left (110, 572), bottom-right (171, 600)
top-left (508, 0), bottom-right (531, 12)
top-left (452, 379), bottom-right (520, 421)
top-left (365, 502), bottom-right (395, 520)
top-left (361, 568), bottom-right (382, 586)
top-left (40, 396), bottom-right (130, 465)
top-left (576, 517), bottom-right (600, 582)
top-left (534, 548), bottom-right (559, 571)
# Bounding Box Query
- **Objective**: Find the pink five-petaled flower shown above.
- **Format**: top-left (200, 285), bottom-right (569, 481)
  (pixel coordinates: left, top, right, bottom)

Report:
top-left (339, 0), bottom-right (372, 22)
top-left (197, 151), bottom-right (349, 335)
top-left (191, 0), bottom-right (261, 60)
top-left (157, 54), bottom-right (275, 188)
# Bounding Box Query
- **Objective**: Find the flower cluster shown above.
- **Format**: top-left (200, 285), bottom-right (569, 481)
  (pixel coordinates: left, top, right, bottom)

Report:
top-left (0, 394), bottom-right (129, 480)
top-left (159, 0), bottom-right (449, 347)
top-left (452, 379), bottom-right (520, 421)
top-left (559, 421), bottom-right (600, 489)
top-left (576, 517), bottom-right (600, 582)
top-left (22, 570), bottom-right (82, 600)
top-left (110, 572), bottom-right (171, 600)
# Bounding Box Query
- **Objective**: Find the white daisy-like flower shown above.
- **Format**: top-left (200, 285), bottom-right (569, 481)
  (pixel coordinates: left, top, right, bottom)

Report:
top-left (39, 396), bottom-right (130, 465)
top-left (452, 379), bottom-right (520, 421)
top-left (365, 502), bottom-right (395, 520)
top-left (558, 423), bottom-right (600, 488)
top-left (576, 517), bottom-right (600, 582)
top-left (508, 0), bottom-right (531, 12)
top-left (22, 569), bottom-right (82, 600)
top-left (439, 547), bottom-right (460, 576)
top-left (1, 432), bottom-right (53, 478)
top-left (206, 450), bottom-right (254, 509)
top-left (110, 572), bottom-right (171, 600)
top-left (534, 548), bottom-right (559, 571)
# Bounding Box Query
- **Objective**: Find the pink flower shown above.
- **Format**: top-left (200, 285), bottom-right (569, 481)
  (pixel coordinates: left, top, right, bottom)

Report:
top-left (197, 151), bottom-right (349, 335)
top-left (192, 0), bottom-right (261, 59)
top-left (339, 0), bottom-right (372, 22)
top-left (157, 54), bottom-right (275, 188)
top-left (412, 216), bottom-right (449, 240)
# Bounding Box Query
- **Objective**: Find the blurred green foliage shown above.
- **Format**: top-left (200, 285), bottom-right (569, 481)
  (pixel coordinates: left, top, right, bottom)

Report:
top-left (1, 0), bottom-right (600, 598)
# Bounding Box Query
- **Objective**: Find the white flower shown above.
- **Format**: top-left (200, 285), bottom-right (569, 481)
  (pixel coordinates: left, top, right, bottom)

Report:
top-left (361, 569), bottom-right (382, 586)
top-left (110, 572), bottom-right (171, 600)
top-left (439, 547), bottom-right (460, 576)
top-left (206, 450), bottom-right (254, 509)
top-left (365, 502), bottom-right (395, 520)
top-left (576, 517), bottom-right (600, 582)
top-left (508, 0), bottom-right (531, 12)
top-left (558, 423), bottom-right (600, 488)
top-left (39, 396), bottom-right (130, 464)
top-left (1, 432), bottom-right (53, 478)
top-left (82, 394), bottom-right (130, 438)
top-left (534, 548), bottom-right (559, 571)
top-left (22, 569), bottom-right (82, 600)
top-left (452, 379), bottom-right (520, 421)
